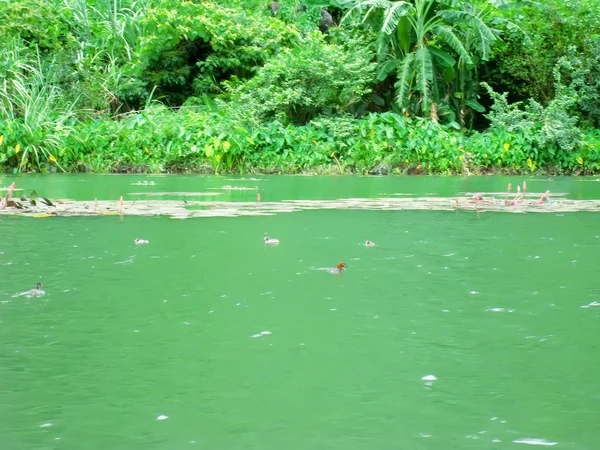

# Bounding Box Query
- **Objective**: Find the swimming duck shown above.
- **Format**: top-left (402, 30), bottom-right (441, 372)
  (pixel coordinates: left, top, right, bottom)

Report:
top-left (327, 262), bottom-right (347, 274)
top-left (18, 283), bottom-right (45, 297)
top-left (364, 240), bottom-right (376, 247)
top-left (135, 239), bottom-right (149, 245)
top-left (264, 236), bottom-right (280, 245)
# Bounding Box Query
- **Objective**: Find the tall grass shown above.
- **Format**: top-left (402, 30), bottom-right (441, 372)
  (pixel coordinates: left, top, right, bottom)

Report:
top-left (0, 40), bottom-right (85, 172)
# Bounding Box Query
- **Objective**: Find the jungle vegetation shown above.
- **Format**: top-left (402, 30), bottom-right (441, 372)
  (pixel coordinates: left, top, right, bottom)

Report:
top-left (0, 0), bottom-right (599, 174)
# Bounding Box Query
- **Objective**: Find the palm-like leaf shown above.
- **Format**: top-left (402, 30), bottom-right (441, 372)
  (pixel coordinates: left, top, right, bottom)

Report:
top-left (437, 10), bottom-right (498, 60)
top-left (414, 46), bottom-right (433, 110)
top-left (394, 52), bottom-right (415, 108)
top-left (341, 0), bottom-right (394, 25)
top-left (381, 2), bottom-right (412, 35)
top-left (431, 24), bottom-right (473, 65)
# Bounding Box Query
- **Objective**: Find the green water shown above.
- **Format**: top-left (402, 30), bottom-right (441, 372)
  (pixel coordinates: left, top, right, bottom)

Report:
top-left (1, 175), bottom-right (599, 449)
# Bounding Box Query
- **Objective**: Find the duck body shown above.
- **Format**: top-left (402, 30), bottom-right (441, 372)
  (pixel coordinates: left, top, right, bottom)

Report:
top-left (17, 282), bottom-right (45, 297)
top-left (135, 239), bottom-right (149, 245)
top-left (264, 236), bottom-right (280, 245)
top-left (326, 262), bottom-right (347, 274)
top-left (364, 240), bottom-right (375, 247)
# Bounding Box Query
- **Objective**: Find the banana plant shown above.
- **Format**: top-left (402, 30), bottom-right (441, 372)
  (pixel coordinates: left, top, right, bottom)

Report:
top-left (342, 0), bottom-right (504, 124)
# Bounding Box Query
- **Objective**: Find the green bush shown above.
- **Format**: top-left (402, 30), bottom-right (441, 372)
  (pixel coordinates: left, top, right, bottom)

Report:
top-left (223, 32), bottom-right (376, 125)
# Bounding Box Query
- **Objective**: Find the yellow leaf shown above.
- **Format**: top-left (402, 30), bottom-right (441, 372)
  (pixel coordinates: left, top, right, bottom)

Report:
top-left (145, 147), bottom-right (149, 154)
top-left (458, 155), bottom-right (463, 161)
top-left (15, 143), bottom-right (20, 154)
top-left (428, 164), bottom-right (432, 169)
top-left (527, 158), bottom-right (533, 166)
top-left (484, 153), bottom-right (488, 158)
top-left (222, 141), bottom-right (231, 151)
top-left (404, 159), bottom-right (409, 163)
top-left (576, 157), bottom-right (583, 165)
top-left (0, 135), bottom-right (3, 145)
top-left (330, 152), bottom-right (335, 158)
top-left (504, 143), bottom-right (510, 151)
top-left (417, 164), bottom-right (422, 169)
top-left (49, 154), bottom-right (57, 163)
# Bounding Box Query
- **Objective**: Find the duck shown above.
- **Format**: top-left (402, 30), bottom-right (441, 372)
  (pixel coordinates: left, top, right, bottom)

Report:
top-left (327, 262), bottom-right (347, 274)
top-left (264, 236), bottom-right (280, 245)
top-left (17, 282), bottom-right (45, 297)
top-left (364, 240), bottom-right (376, 247)
top-left (135, 239), bottom-right (149, 245)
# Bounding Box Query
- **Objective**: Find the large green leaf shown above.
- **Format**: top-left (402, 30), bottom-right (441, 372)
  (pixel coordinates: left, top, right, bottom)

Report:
top-left (414, 46), bottom-right (433, 111)
top-left (376, 59), bottom-right (399, 81)
top-left (442, 66), bottom-right (456, 83)
top-left (429, 47), bottom-right (456, 68)
top-left (465, 99), bottom-right (485, 113)
top-left (394, 52), bottom-right (415, 109)
top-left (430, 23), bottom-right (473, 65)
top-left (381, 1), bottom-right (412, 35)
top-left (437, 10), bottom-right (498, 60)
top-left (396, 15), bottom-right (412, 54)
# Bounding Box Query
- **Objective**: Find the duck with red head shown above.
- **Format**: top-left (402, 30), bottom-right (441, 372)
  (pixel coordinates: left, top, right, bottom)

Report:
top-left (327, 262), bottom-right (347, 274)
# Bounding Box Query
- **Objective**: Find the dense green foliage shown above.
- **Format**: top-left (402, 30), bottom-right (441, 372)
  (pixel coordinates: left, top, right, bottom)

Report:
top-left (0, 0), bottom-right (599, 174)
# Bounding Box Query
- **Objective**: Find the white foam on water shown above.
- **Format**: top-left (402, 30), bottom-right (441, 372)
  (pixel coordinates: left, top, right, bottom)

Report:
top-left (421, 375), bottom-right (437, 381)
top-left (581, 301), bottom-right (600, 308)
top-left (40, 423), bottom-right (53, 428)
top-left (330, 308), bottom-right (337, 311)
top-left (157, 415), bottom-right (168, 420)
top-left (251, 331), bottom-right (272, 338)
top-left (513, 438), bottom-right (557, 446)
top-left (487, 308), bottom-right (514, 313)
top-left (492, 439), bottom-right (501, 443)
top-left (442, 310), bottom-right (449, 313)
top-left (470, 291), bottom-right (479, 295)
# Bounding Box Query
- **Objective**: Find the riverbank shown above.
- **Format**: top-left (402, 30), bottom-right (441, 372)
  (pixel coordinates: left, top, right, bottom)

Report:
top-left (2, 110), bottom-right (599, 176)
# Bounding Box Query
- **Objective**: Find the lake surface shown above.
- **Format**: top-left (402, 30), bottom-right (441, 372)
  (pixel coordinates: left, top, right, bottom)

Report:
top-left (1, 175), bottom-right (599, 449)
